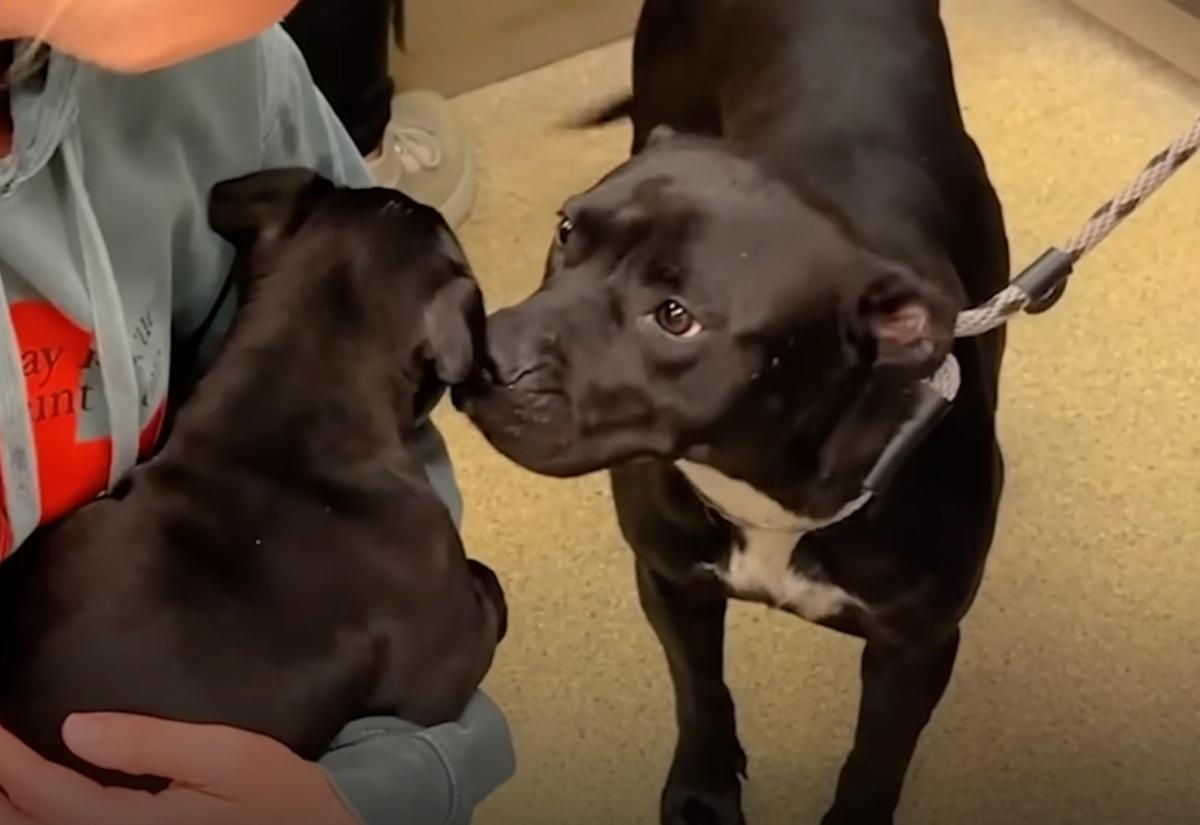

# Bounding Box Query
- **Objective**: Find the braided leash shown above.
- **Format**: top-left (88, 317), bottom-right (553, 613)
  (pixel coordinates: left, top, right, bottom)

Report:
top-left (853, 114), bottom-right (1200, 505)
top-left (1067, 115), bottom-right (1200, 260)
top-left (956, 113), bottom-right (1200, 338)
top-left (695, 115), bottom-right (1200, 529)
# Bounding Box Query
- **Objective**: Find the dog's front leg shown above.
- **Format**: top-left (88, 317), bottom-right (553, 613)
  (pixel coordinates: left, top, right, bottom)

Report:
top-left (636, 560), bottom-right (747, 825)
top-left (822, 630), bottom-right (961, 825)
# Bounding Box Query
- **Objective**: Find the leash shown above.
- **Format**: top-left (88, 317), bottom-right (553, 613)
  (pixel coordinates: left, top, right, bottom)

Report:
top-left (680, 114), bottom-right (1200, 535)
top-left (858, 113), bottom-right (1200, 506)
top-left (956, 112), bottom-right (1200, 336)
top-left (690, 116), bottom-right (1200, 534)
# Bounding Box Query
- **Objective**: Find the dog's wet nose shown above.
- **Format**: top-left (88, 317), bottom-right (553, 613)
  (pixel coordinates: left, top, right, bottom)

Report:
top-left (485, 307), bottom-right (550, 387)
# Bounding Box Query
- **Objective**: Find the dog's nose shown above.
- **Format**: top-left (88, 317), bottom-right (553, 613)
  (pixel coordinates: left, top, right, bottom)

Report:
top-left (485, 307), bottom-right (552, 387)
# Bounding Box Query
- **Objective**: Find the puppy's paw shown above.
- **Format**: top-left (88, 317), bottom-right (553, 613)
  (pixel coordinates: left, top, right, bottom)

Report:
top-left (661, 783), bottom-right (745, 825)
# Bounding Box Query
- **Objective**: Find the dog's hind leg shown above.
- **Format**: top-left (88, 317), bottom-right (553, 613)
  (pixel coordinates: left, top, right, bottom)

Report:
top-left (821, 630), bottom-right (961, 825)
top-left (636, 561), bottom-right (747, 825)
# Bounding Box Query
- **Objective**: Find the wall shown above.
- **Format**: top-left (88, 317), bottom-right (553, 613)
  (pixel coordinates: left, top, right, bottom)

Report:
top-left (1166, 0), bottom-right (1200, 17)
top-left (1070, 0), bottom-right (1200, 81)
top-left (390, 0), bottom-right (642, 97)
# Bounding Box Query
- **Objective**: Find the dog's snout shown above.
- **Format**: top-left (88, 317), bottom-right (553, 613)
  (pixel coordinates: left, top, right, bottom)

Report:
top-left (485, 307), bottom-right (557, 387)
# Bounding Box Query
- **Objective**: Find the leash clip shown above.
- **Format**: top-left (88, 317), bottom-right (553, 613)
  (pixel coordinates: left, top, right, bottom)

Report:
top-left (1016, 247), bottom-right (1076, 315)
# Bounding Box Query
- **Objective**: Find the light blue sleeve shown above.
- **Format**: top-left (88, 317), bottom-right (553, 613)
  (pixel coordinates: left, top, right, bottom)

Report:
top-left (320, 693), bottom-right (517, 825)
top-left (254, 26), bottom-right (508, 822)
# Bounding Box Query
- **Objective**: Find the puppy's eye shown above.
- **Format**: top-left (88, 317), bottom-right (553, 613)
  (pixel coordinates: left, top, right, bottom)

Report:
top-left (655, 300), bottom-right (703, 338)
top-left (556, 214), bottom-right (575, 246)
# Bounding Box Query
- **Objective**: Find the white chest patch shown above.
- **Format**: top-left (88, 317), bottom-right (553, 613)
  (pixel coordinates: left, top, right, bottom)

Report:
top-left (677, 461), bottom-right (866, 621)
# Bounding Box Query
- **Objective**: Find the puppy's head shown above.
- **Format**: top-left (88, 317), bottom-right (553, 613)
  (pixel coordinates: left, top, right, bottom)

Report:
top-left (457, 136), bottom-right (957, 478)
top-left (209, 169), bottom-right (485, 421)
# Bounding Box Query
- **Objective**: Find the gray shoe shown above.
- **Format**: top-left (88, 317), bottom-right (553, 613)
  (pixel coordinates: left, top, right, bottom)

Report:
top-left (367, 90), bottom-right (478, 228)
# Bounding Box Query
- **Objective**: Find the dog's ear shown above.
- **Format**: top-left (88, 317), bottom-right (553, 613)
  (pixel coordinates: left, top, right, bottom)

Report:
top-left (423, 277), bottom-right (486, 385)
top-left (209, 168), bottom-right (334, 247)
top-left (851, 262), bottom-right (956, 377)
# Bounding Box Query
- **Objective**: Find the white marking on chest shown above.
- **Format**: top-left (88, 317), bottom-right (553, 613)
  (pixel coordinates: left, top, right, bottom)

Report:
top-left (677, 461), bottom-right (866, 621)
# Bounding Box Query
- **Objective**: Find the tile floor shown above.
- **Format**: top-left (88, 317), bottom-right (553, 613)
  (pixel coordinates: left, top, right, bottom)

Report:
top-left (434, 1), bottom-right (1200, 822)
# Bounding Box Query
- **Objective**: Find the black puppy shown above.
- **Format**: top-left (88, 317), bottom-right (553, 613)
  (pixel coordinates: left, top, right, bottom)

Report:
top-left (0, 169), bottom-right (505, 790)
top-left (459, 1), bottom-right (1009, 823)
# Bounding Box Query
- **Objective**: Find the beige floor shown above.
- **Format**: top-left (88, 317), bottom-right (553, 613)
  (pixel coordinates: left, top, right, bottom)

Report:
top-left (433, 1), bottom-right (1200, 822)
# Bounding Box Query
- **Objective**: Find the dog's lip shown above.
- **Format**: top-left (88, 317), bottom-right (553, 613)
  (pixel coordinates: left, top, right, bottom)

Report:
top-left (466, 360), bottom-right (555, 391)
top-left (451, 377), bottom-right (567, 412)
top-left (499, 364), bottom-right (547, 388)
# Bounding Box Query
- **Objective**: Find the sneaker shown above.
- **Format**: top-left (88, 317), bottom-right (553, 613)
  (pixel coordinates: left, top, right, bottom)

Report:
top-left (367, 90), bottom-right (478, 228)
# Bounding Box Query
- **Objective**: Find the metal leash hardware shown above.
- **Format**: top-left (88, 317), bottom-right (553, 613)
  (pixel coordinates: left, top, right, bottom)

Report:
top-left (956, 112), bottom-right (1200, 335)
top-left (835, 114), bottom-right (1200, 518)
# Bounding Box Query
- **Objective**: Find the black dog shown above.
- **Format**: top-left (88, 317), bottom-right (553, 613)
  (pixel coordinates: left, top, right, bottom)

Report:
top-left (458, 1), bottom-right (1009, 823)
top-left (0, 169), bottom-right (505, 790)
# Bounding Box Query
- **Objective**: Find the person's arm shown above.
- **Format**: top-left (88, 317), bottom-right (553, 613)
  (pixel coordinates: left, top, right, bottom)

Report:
top-left (0, 699), bottom-right (515, 825)
top-left (254, 26), bottom-right (508, 822)
top-left (320, 693), bottom-right (516, 825)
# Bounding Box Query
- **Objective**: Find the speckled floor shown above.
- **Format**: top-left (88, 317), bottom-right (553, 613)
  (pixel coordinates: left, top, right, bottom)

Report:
top-left (432, 1), bottom-right (1200, 823)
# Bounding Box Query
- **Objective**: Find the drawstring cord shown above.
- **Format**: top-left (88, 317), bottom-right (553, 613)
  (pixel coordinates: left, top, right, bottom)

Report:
top-left (62, 135), bottom-right (140, 491)
top-left (0, 266), bottom-right (41, 550)
top-left (0, 134), bottom-right (141, 552)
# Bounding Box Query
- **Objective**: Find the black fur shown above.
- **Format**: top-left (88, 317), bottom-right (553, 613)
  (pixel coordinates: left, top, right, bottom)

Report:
top-left (0, 169), bottom-right (506, 790)
top-left (459, 1), bottom-right (1008, 823)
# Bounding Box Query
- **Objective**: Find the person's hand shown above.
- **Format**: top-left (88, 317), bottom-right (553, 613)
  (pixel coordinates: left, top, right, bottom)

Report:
top-left (0, 714), bottom-right (358, 825)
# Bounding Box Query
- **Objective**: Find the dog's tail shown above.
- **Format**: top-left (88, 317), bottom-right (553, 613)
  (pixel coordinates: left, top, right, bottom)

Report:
top-left (566, 93), bottom-right (634, 129)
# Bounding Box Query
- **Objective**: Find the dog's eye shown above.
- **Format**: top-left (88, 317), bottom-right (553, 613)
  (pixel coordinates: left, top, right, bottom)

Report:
top-left (556, 214), bottom-right (575, 246)
top-left (655, 300), bottom-right (702, 338)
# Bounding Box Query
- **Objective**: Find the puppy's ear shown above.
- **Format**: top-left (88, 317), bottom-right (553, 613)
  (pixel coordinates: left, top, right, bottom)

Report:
top-left (209, 168), bottom-right (334, 247)
top-left (423, 277), bottom-right (486, 385)
top-left (852, 262), bottom-right (957, 378)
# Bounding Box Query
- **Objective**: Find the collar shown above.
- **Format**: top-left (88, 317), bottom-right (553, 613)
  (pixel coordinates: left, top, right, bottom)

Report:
top-left (0, 48), bottom-right (79, 199)
top-left (679, 354), bottom-right (960, 534)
